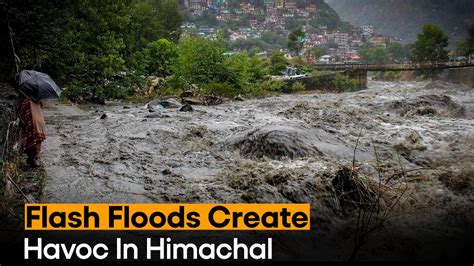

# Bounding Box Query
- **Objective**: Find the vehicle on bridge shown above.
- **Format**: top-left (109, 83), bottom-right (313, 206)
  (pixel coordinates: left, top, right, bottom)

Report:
top-left (449, 56), bottom-right (468, 66)
top-left (343, 60), bottom-right (360, 65)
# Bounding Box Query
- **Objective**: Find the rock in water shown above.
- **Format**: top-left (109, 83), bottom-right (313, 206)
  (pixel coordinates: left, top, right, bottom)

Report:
top-left (230, 124), bottom-right (321, 159)
top-left (234, 95), bottom-right (245, 102)
top-left (181, 90), bottom-right (194, 98)
top-left (229, 123), bottom-right (373, 160)
top-left (180, 104), bottom-right (193, 112)
top-left (161, 98), bottom-right (182, 109)
top-left (387, 94), bottom-right (465, 118)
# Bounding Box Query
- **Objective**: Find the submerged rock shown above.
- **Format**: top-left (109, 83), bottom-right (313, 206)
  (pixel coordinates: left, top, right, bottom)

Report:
top-left (180, 104), bottom-right (193, 112)
top-left (229, 123), bottom-right (371, 160)
top-left (387, 94), bottom-right (465, 118)
top-left (181, 90), bottom-right (194, 98)
top-left (231, 124), bottom-right (320, 159)
top-left (161, 98), bottom-right (182, 109)
top-left (234, 95), bottom-right (245, 102)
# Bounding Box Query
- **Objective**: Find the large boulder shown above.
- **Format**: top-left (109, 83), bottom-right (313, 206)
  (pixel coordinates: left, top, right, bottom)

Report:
top-left (229, 123), bottom-right (372, 160)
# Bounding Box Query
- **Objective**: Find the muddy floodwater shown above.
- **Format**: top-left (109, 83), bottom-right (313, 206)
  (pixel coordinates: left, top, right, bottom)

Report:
top-left (41, 81), bottom-right (474, 260)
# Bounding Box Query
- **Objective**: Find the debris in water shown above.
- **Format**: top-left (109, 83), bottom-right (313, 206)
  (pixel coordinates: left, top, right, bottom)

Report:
top-left (161, 98), bottom-right (182, 109)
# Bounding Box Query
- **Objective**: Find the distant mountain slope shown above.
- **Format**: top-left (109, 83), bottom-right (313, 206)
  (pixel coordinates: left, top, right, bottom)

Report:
top-left (325, 0), bottom-right (474, 43)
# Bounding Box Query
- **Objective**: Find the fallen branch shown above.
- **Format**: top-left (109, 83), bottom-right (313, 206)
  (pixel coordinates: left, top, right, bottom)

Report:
top-left (6, 174), bottom-right (31, 204)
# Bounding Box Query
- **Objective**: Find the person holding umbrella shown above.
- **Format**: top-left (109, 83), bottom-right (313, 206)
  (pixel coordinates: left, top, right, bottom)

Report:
top-left (15, 70), bottom-right (62, 168)
top-left (16, 91), bottom-right (46, 168)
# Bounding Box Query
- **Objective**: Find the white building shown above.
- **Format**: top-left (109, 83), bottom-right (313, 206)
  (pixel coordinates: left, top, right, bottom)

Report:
top-left (319, 55), bottom-right (332, 64)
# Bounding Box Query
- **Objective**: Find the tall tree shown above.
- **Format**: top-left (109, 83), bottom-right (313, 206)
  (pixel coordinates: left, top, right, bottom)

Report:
top-left (174, 37), bottom-right (229, 86)
top-left (467, 23), bottom-right (474, 56)
top-left (411, 24), bottom-right (449, 63)
top-left (1, 0), bottom-right (183, 99)
top-left (387, 43), bottom-right (410, 62)
top-left (153, 0), bottom-right (183, 43)
top-left (56, 0), bottom-right (132, 99)
top-left (125, 0), bottom-right (183, 57)
top-left (360, 45), bottom-right (390, 64)
top-left (288, 27), bottom-right (305, 56)
top-left (269, 51), bottom-right (288, 75)
top-left (453, 40), bottom-right (470, 57)
top-left (0, 0), bottom-right (71, 80)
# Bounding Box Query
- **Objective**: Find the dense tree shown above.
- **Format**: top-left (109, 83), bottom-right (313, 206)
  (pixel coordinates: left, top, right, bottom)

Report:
top-left (155, 0), bottom-right (184, 43)
top-left (450, 23), bottom-right (474, 58)
top-left (63, 0), bottom-right (131, 97)
top-left (165, 37), bottom-right (269, 96)
top-left (225, 53), bottom-right (252, 90)
top-left (248, 55), bottom-right (268, 82)
top-left (125, 1), bottom-right (159, 56)
top-left (173, 37), bottom-right (231, 86)
top-left (386, 43), bottom-right (410, 62)
top-left (269, 51), bottom-right (288, 75)
top-left (453, 40), bottom-right (470, 57)
top-left (310, 47), bottom-right (327, 59)
top-left (360, 45), bottom-right (390, 64)
top-left (288, 27), bottom-right (305, 55)
top-left (467, 23), bottom-right (474, 56)
top-left (411, 24), bottom-right (449, 63)
top-left (130, 39), bottom-right (178, 77)
top-left (1, 0), bottom-right (183, 100)
top-left (231, 38), bottom-right (272, 53)
top-left (261, 31), bottom-right (288, 49)
top-left (226, 53), bottom-right (267, 89)
top-left (0, 0), bottom-right (71, 81)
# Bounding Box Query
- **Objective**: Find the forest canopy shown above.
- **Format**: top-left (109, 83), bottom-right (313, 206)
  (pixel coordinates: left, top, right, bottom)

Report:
top-left (0, 0), bottom-right (183, 98)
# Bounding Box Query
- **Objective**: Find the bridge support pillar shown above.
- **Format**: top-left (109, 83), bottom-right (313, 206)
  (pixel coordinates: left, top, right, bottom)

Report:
top-left (345, 70), bottom-right (367, 89)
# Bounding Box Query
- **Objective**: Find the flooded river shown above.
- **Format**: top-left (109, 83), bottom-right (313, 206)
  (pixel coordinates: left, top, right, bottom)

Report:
top-left (39, 80), bottom-right (474, 259)
top-left (42, 81), bottom-right (473, 204)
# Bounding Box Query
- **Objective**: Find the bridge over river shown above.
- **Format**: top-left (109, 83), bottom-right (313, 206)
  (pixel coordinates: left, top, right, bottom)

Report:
top-left (314, 62), bottom-right (474, 72)
top-left (313, 63), bottom-right (474, 88)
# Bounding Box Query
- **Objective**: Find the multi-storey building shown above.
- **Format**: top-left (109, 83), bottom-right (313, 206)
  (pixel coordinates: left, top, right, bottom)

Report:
top-left (186, 0), bottom-right (208, 13)
top-left (276, 0), bottom-right (285, 9)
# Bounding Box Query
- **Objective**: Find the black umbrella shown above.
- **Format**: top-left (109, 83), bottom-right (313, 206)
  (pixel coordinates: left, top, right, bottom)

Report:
top-left (18, 70), bottom-right (62, 102)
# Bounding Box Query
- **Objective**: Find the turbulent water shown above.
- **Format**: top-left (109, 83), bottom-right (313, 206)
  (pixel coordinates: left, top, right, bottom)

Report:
top-left (42, 81), bottom-right (473, 203)
top-left (40, 81), bottom-right (474, 260)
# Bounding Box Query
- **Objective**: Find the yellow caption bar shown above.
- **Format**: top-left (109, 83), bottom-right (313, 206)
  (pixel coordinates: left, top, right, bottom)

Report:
top-left (25, 204), bottom-right (311, 231)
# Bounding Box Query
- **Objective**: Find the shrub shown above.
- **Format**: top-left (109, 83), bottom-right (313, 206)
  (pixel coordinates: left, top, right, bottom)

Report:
top-left (159, 75), bottom-right (189, 95)
top-left (174, 37), bottom-right (230, 86)
top-left (242, 83), bottom-right (265, 96)
top-left (61, 82), bottom-right (91, 103)
top-left (333, 74), bottom-right (357, 91)
top-left (291, 81), bottom-right (305, 92)
top-left (269, 51), bottom-right (288, 75)
top-left (261, 79), bottom-right (286, 92)
top-left (201, 82), bottom-right (238, 97)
